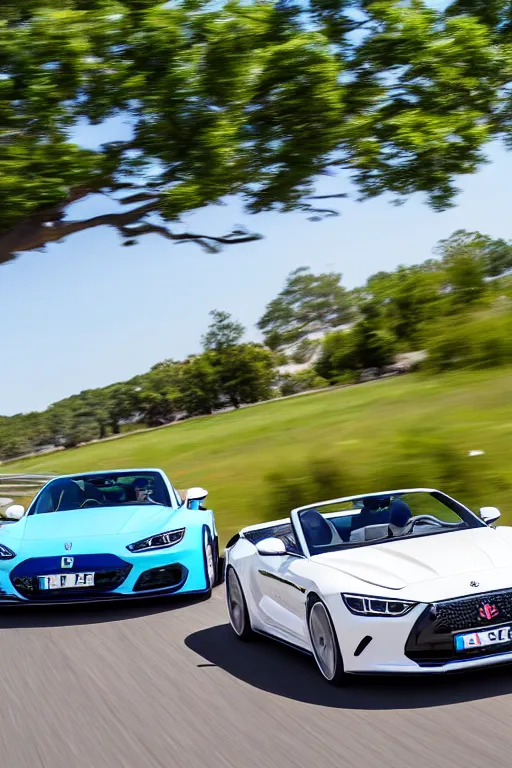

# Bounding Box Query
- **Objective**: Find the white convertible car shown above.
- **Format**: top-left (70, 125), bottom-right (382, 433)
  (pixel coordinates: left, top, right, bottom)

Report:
top-left (224, 488), bottom-right (512, 684)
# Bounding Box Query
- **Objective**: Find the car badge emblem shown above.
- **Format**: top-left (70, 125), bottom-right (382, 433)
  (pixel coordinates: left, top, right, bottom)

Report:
top-left (470, 581), bottom-right (479, 588)
top-left (61, 556), bottom-right (74, 569)
top-left (64, 542), bottom-right (72, 551)
top-left (479, 602), bottom-right (499, 621)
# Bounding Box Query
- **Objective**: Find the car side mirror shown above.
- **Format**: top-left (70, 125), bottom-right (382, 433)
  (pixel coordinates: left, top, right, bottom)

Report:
top-left (480, 506), bottom-right (501, 525)
top-left (4, 504), bottom-right (25, 521)
top-left (256, 537), bottom-right (287, 557)
top-left (185, 487), bottom-right (208, 510)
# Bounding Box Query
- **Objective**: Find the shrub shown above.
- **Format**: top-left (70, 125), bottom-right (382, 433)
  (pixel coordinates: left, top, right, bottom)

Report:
top-left (423, 308), bottom-right (512, 373)
top-left (279, 370), bottom-right (330, 396)
top-left (264, 456), bottom-right (358, 521)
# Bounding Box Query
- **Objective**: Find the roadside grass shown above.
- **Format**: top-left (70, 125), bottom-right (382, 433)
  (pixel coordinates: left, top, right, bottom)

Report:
top-left (4, 368), bottom-right (512, 545)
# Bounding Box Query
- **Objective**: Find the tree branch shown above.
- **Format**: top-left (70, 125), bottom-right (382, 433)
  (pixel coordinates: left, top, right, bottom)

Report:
top-left (118, 191), bottom-right (161, 205)
top-left (118, 221), bottom-right (263, 253)
top-left (0, 198), bottom-right (262, 264)
top-left (307, 193), bottom-right (348, 200)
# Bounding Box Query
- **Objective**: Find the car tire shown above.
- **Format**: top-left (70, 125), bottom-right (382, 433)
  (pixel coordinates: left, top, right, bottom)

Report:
top-left (226, 565), bottom-right (254, 640)
top-left (217, 552), bottom-right (226, 585)
top-left (307, 597), bottom-right (347, 685)
top-left (203, 527), bottom-right (217, 595)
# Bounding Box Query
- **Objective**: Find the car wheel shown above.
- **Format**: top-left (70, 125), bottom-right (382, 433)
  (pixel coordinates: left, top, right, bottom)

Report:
top-left (204, 528), bottom-right (217, 594)
top-left (308, 598), bottom-right (347, 685)
top-left (226, 566), bottom-right (253, 640)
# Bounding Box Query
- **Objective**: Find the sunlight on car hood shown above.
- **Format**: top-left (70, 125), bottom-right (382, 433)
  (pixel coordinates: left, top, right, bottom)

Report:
top-left (312, 528), bottom-right (512, 590)
top-left (20, 504), bottom-right (173, 540)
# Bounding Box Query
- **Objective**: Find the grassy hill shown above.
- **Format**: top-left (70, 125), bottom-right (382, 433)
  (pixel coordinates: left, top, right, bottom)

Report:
top-left (5, 368), bottom-right (512, 544)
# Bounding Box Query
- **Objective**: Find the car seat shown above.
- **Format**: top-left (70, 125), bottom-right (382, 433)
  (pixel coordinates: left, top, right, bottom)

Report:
top-left (300, 509), bottom-right (342, 549)
top-left (353, 496), bottom-right (391, 529)
top-left (388, 499), bottom-right (412, 535)
top-left (51, 480), bottom-right (85, 511)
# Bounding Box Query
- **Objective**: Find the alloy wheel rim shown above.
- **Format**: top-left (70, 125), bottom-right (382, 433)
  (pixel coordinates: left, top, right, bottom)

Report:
top-left (206, 540), bottom-right (215, 586)
top-left (309, 602), bottom-right (336, 680)
top-left (227, 569), bottom-right (245, 634)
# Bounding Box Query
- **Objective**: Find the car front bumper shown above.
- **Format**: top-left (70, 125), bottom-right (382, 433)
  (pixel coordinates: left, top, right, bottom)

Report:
top-left (327, 589), bottom-right (512, 675)
top-left (349, 649), bottom-right (512, 674)
top-left (0, 541), bottom-right (209, 605)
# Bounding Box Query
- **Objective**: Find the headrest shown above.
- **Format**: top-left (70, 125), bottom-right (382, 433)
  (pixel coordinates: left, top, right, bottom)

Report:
top-left (388, 499), bottom-right (412, 528)
top-left (300, 509), bottom-right (333, 547)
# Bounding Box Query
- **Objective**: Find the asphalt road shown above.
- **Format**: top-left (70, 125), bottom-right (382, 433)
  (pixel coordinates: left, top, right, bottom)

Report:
top-left (1, 587), bottom-right (512, 768)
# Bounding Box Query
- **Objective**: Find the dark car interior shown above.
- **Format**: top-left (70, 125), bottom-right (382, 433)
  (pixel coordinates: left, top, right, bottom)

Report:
top-left (297, 492), bottom-right (477, 554)
top-left (30, 473), bottom-right (171, 513)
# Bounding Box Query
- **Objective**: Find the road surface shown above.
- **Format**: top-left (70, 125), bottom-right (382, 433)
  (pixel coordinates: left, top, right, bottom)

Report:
top-left (1, 587), bottom-right (511, 768)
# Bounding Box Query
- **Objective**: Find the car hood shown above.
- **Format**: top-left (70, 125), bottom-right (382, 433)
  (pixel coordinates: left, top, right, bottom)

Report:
top-left (17, 505), bottom-right (174, 542)
top-left (312, 527), bottom-right (512, 592)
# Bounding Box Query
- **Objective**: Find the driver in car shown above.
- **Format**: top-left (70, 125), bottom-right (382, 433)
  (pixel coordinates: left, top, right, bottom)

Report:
top-left (133, 477), bottom-right (154, 503)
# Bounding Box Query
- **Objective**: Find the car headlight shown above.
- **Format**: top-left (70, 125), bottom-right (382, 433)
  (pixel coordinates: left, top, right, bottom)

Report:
top-left (342, 593), bottom-right (417, 617)
top-left (127, 528), bottom-right (185, 553)
top-left (0, 544), bottom-right (16, 559)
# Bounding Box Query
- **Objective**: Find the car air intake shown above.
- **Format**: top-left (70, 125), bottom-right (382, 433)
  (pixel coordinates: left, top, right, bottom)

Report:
top-left (133, 564), bottom-right (188, 592)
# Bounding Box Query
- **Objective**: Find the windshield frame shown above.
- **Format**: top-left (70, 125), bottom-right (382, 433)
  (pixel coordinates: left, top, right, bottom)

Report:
top-left (291, 488), bottom-right (487, 558)
top-left (27, 470), bottom-right (174, 515)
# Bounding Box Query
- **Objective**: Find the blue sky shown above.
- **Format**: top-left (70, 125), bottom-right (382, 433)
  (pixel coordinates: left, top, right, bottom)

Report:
top-left (2, 121), bottom-right (512, 416)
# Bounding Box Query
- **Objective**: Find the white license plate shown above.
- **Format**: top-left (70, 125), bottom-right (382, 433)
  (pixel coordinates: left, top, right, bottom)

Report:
top-left (455, 625), bottom-right (512, 651)
top-left (38, 573), bottom-right (95, 590)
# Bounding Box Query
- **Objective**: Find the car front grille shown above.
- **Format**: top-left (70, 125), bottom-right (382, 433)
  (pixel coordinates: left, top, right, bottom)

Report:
top-left (434, 591), bottom-right (512, 632)
top-left (10, 554), bottom-right (132, 600)
top-left (405, 589), bottom-right (512, 666)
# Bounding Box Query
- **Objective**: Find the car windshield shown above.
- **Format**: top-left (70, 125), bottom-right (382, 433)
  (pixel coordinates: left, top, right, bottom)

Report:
top-left (297, 490), bottom-right (485, 555)
top-left (30, 471), bottom-right (172, 514)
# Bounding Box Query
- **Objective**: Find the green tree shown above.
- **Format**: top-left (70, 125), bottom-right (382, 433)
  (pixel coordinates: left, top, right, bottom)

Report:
top-left (202, 310), bottom-right (245, 352)
top-left (484, 239), bottom-right (512, 278)
top-left (316, 316), bottom-right (396, 381)
top-left (258, 267), bottom-right (353, 349)
top-left (78, 388), bottom-right (109, 440)
top-left (436, 229), bottom-right (512, 284)
top-left (354, 325), bottom-right (396, 370)
top-left (315, 329), bottom-right (359, 381)
top-left (214, 343), bottom-right (275, 409)
top-left (359, 264), bottom-right (445, 349)
top-left (103, 382), bottom-right (139, 434)
top-left (137, 364), bottom-right (180, 427)
top-left (176, 355), bottom-right (220, 416)
top-left (47, 395), bottom-right (100, 447)
top-left (0, 411), bottom-right (53, 460)
top-left (435, 230), bottom-right (488, 307)
top-left (1, 1), bottom-right (510, 266)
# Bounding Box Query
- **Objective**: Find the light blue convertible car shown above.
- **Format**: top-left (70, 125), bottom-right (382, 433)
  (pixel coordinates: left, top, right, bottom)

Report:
top-left (0, 469), bottom-right (219, 604)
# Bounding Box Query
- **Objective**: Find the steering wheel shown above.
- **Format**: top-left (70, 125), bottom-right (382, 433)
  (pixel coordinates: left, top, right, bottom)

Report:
top-left (405, 514), bottom-right (446, 532)
top-left (80, 498), bottom-right (103, 508)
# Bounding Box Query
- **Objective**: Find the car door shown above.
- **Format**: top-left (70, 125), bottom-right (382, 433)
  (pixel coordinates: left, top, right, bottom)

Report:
top-left (251, 524), bottom-right (309, 647)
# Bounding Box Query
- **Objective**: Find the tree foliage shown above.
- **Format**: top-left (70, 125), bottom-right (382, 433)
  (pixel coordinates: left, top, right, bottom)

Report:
top-left (2, 0), bottom-right (512, 264)
top-left (316, 228), bottom-right (512, 382)
top-left (212, 343), bottom-right (275, 408)
top-left (258, 266), bottom-right (353, 348)
top-left (202, 310), bottom-right (245, 352)
top-left (423, 308), bottom-right (512, 373)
